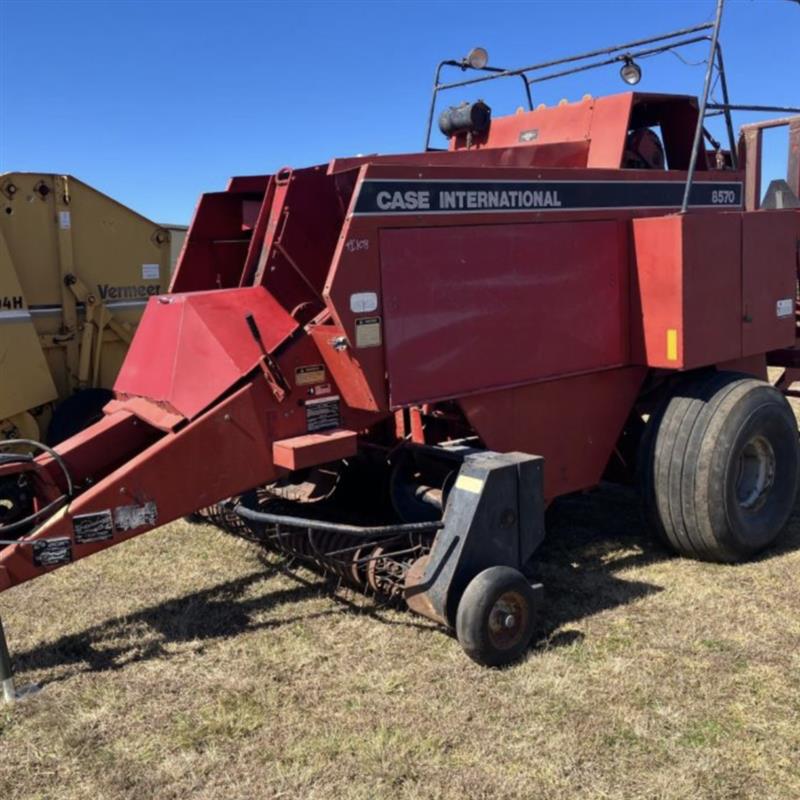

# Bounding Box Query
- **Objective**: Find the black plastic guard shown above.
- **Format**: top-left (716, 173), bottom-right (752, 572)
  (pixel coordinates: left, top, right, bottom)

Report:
top-left (405, 451), bottom-right (544, 628)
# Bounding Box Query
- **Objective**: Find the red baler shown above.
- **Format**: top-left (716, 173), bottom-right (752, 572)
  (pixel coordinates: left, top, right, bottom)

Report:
top-left (2, 11), bottom-right (799, 672)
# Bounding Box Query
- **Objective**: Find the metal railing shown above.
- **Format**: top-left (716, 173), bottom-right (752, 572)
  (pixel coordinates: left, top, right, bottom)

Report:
top-left (423, 0), bottom-right (799, 213)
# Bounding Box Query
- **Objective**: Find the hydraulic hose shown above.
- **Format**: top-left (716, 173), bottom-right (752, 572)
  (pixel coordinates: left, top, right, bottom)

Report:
top-left (232, 503), bottom-right (443, 538)
top-left (0, 439), bottom-right (74, 538)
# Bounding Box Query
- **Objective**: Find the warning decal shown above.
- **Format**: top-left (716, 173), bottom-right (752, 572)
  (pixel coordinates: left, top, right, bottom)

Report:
top-left (73, 510), bottom-right (114, 544)
top-left (306, 395), bottom-right (341, 432)
top-left (114, 502), bottom-right (158, 532)
top-left (355, 316), bottom-right (382, 348)
top-left (295, 364), bottom-right (326, 386)
top-left (32, 538), bottom-right (72, 567)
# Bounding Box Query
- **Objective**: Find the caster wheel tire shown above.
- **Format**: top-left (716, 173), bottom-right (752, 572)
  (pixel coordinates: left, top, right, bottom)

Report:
top-left (455, 566), bottom-right (539, 667)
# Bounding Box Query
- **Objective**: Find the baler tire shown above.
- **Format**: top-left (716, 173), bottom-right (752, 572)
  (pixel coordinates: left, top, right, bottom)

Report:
top-left (455, 566), bottom-right (538, 668)
top-left (653, 371), bottom-right (739, 557)
top-left (641, 372), bottom-right (800, 562)
top-left (638, 371), bottom-right (720, 553)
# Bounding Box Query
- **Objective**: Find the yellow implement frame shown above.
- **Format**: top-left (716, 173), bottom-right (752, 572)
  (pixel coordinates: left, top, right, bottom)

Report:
top-left (0, 172), bottom-right (172, 441)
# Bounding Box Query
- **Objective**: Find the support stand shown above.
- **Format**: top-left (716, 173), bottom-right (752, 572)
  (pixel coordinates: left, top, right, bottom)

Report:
top-left (0, 615), bottom-right (40, 703)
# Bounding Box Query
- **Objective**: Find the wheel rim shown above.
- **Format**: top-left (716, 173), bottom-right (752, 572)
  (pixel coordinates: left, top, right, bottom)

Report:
top-left (0, 476), bottom-right (32, 528)
top-left (735, 435), bottom-right (776, 512)
top-left (487, 590), bottom-right (529, 651)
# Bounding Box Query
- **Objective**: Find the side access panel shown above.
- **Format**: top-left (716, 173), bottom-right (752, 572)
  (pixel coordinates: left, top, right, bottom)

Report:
top-left (632, 211), bottom-right (798, 369)
top-left (631, 213), bottom-right (742, 368)
top-left (741, 210), bottom-right (797, 356)
top-left (380, 220), bottom-right (629, 406)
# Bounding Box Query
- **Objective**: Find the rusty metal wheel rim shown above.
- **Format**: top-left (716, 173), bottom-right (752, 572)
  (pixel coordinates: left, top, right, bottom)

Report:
top-left (487, 590), bottom-right (529, 651)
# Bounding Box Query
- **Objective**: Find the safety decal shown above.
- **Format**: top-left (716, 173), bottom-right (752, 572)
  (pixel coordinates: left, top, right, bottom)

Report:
top-left (353, 179), bottom-right (744, 215)
top-left (113, 502), bottom-right (158, 532)
top-left (310, 383), bottom-right (332, 397)
top-left (355, 316), bottom-right (382, 348)
top-left (306, 395), bottom-right (341, 432)
top-left (295, 364), bottom-right (326, 386)
top-left (32, 538), bottom-right (72, 568)
top-left (73, 510), bottom-right (114, 544)
top-left (455, 475), bottom-right (484, 494)
top-left (666, 329), bottom-right (678, 362)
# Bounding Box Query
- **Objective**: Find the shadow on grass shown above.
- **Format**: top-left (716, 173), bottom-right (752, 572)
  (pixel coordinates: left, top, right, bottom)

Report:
top-left (533, 481), bottom-right (800, 649)
top-left (13, 482), bottom-right (800, 679)
top-left (11, 559), bottom-right (434, 685)
top-left (531, 482), bottom-right (670, 649)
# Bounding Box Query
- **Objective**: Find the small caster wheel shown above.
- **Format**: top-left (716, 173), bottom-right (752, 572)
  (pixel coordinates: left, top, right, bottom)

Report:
top-left (455, 566), bottom-right (540, 667)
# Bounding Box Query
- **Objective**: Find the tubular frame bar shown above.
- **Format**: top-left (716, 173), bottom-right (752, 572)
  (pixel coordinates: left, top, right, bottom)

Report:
top-left (423, 20), bottom-right (715, 149)
top-left (681, 0), bottom-right (726, 213)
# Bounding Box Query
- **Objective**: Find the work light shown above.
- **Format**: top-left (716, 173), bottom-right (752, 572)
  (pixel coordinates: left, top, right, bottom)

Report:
top-left (620, 57), bottom-right (642, 85)
top-left (466, 47), bottom-right (489, 69)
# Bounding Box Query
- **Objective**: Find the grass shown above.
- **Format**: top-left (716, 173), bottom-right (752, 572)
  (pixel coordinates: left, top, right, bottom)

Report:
top-left (2, 414), bottom-right (800, 797)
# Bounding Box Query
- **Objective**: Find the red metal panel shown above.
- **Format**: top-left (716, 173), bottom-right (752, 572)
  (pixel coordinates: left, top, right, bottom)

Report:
top-left (309, 322), bottom-right (386, 412)
top-left (272, 429), bottom-right (357, 471)
top-left (460, 367), bottom-right (646, 499)
top-left (741, 210), bottom-right (798, 356)
top-left (324, 163), bottom-right (743, 410)
top-left (631, 213), bottom-right (741, 369)
top-left (379, 220), bottom-right (628, 406)
top-left (170, 191), bottom-right (262, 292)
top-left (252, 166), bottom-right (354, 324)
top-left (226, 175), bottom-right (270, 193)
top-left (586, 94), bottom-right (634, 168)
top-left (0, 380), bottom-right (279, 592)
top-left (630, 216), bottom-right (682, 366)
top-left (328, 141), bottom-right (590, 174)
top-left (453, 97), bottom-right (595, 150)
top-left (114, 287), bottom-right (297, 419)
top-left (681, 213), bottom-right (742, 368)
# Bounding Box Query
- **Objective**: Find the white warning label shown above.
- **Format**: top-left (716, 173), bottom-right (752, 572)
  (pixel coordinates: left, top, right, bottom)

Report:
top-left (355, 316), bottom-right (382, 348)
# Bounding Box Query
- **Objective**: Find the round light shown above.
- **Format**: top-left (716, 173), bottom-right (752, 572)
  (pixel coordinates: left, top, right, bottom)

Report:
top-left (466, 47), bottom-right (489, 70)
top-left (620, 58), bottom-right (641, 86)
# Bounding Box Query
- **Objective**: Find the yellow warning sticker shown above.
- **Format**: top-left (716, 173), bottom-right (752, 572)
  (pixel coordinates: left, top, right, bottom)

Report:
top-left (666, 328), bottom-right (678, 362)
top-left (455, 475), bottom-right (484, 494)
top-left (295, 364), bottom-right (326, 386)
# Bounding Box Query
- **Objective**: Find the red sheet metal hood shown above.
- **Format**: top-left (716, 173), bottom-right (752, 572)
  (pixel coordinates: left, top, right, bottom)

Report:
top-left (114, 287), bottom-right (298, 420)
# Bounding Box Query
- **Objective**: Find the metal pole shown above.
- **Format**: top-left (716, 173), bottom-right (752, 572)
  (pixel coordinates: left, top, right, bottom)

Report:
top-left (682, 0), bottom-right (726, 213)
top-left (424, 61), bottom-right (447, 151)
top-left (713, 44), bottom-right (738, 168)
top-left (0, 615), bottom-right (16, 703)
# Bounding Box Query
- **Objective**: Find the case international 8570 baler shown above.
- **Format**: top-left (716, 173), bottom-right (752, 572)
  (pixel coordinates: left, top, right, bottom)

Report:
top-left (1, 3), bottom-right (799, 685)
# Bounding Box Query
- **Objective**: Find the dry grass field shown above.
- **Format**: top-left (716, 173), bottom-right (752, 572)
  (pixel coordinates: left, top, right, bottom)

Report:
top-left (1, 400), bottom-right (799, 798)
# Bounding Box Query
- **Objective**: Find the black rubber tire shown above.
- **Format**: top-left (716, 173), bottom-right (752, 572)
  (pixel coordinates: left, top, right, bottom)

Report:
top-left (46, 388), bottom-right (114, 446)
top-left (455, 566), bottom-right (539, 667)
top-left (638, 371), bottom-right (800, 562)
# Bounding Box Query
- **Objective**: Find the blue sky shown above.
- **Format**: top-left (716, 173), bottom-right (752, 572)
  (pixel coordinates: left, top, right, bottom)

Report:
top-left (1, 0), bottom-right (797, 224)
